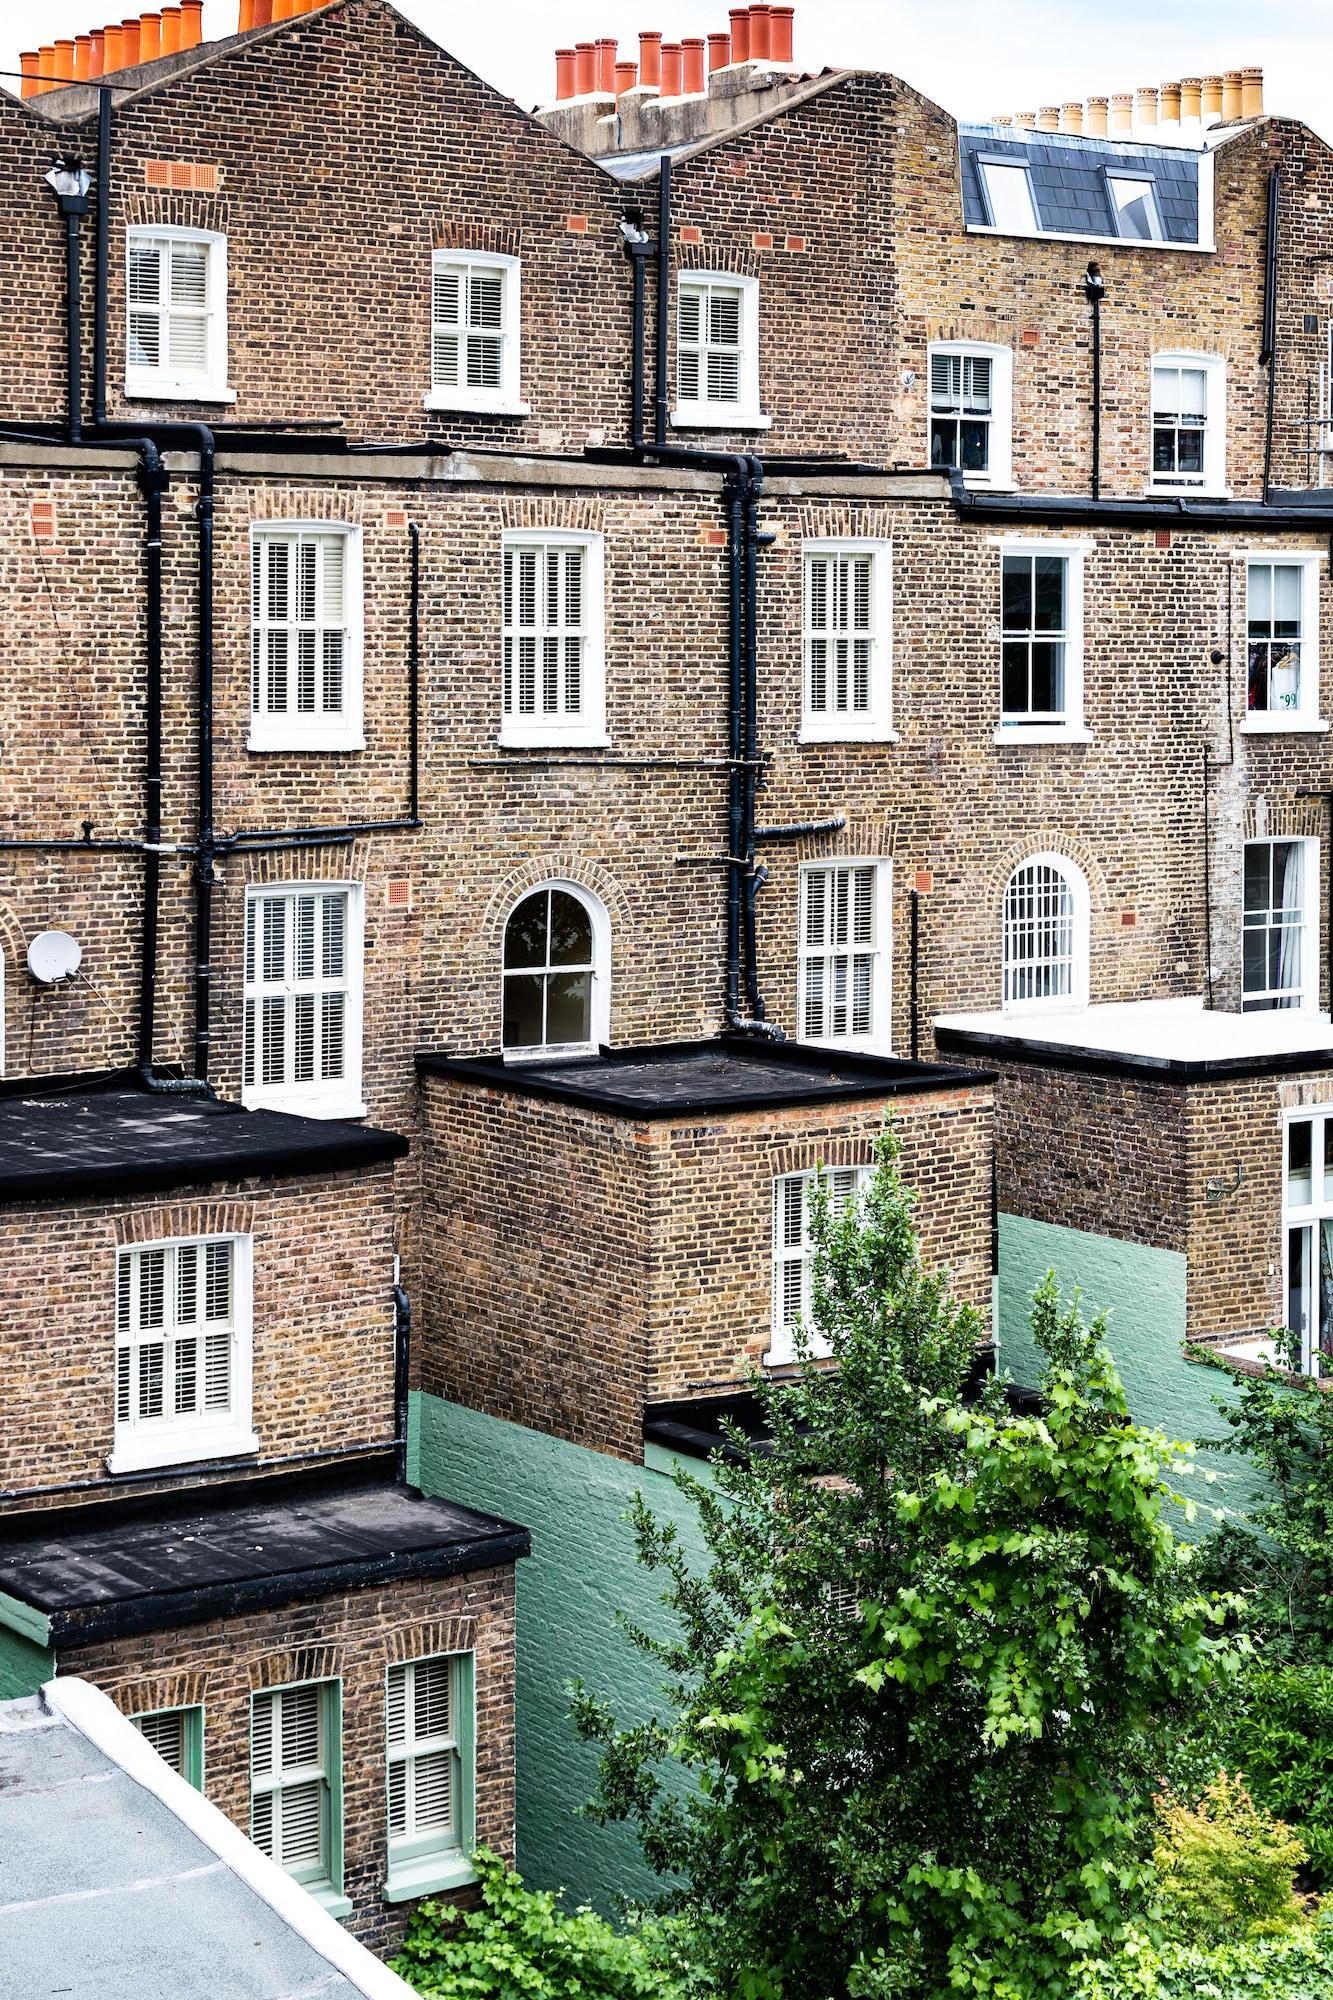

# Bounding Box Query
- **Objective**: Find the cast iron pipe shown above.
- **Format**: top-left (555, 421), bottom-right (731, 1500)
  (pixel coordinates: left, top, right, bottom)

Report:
top-left (1084, 262), bottom-right (1104, 502)
top-left (393, 1282), bottom-right (412, 1487)
top-left (1262, 167), bottom-right (1280, 500)
top-left (620, 213), bottom-right (651, 451)
top-left (60, 194), bottom-right (86, 443)
top-left (654, 154), bottom-right (672, 449)
top-left (909, 887), bottom-right (921, 1062)
top-left (93, 88), bottom-right (111, 427)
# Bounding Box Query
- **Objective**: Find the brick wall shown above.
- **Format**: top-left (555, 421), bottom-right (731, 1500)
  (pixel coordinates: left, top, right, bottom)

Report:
top-left (59, 1564), bottom-right (516, 1954)
top-left (0, 1165), bottom-right (397, 1507)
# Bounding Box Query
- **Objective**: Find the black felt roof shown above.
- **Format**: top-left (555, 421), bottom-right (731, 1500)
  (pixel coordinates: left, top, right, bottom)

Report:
top-left (960, 125), bottom-right (1201, 244)
top-left (0, 1469), bottom-right (529, 1645)
top-left (0, 1074), bottom-right (408, 1203)
top-left (417, 1036), bottom-right (994, 1117)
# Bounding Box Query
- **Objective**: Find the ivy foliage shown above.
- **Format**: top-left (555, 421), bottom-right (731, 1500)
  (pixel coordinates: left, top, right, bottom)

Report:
top-left (388, 1849), bottom-right (691, 1998)
top-left (1223, 1666), bottom-right (1333, 1889)
top-left (571, 1132), bottom-right (1243, 2000)
top-left (1068, 1917), bottom-right (1333, 2000)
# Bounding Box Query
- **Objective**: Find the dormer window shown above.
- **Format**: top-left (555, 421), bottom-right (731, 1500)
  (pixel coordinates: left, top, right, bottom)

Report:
top-left (979, 160), bottom-right (1038, 235)
top-left (1107, 174), bottom-right (1162, 241)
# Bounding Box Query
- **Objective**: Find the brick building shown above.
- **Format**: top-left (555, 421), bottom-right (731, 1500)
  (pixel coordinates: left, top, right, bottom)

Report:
top-left (0, 0), bottom-right (1332, 1925)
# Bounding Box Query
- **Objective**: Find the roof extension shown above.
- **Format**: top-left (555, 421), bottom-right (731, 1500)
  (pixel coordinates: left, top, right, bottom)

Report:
top-left (0, 1467), bottom-right (530, 1647)
top-left (960, 124), bottom-right (1203, 244)
top-left (0, 1074), bottom-right (407, 1203)
top-left (934, 996), bottom-right (1333, 1083)
top-left (417, 1035), bottom-right (994, 1118)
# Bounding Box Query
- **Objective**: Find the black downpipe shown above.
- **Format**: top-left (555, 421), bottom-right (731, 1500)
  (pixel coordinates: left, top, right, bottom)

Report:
top-left (61, 202), bottom-right (84, 444)
top-left (622, 217), bottom-right (650, 452)
top-left (393, 1282), bottom-right (412, 1487)
top-left (909, 887), bottom-right (921, 1062)
top-left (654, 155), bottom-right (671, 449)
top-left (1262, 167), bottom-right (1280, 501)
top-left (408, 520), bottom-right (421, 824)
top-left (725, 475), bottom-right (743, 1021)
top-left (741, 455), bottom-right (766, 1021)
top-left (1297, 789), bottom-right (1333, 1015)
top-left (1084, 263), bottom-right (1104, 502)
top-left (93, 88), bottom-right (111, 428)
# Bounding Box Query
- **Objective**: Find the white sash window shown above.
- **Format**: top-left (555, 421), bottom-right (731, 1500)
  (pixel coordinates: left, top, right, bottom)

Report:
top-left (111, 1236), bottom-right (254, 1474)
top-left (770, 1167), bottom-right (869, 1365)
top-left (799, 862), bottom-right (892, 1050)
top-left (501, 533), bottom-right (606, 745)
top-left (125, 227), bottom-right (230, 402)
top-left (243, 885), bottom-right (364, 1117)
top-left (250, 527), bottom-right (362, 751)
top-left (427, 252), bottom-right (525, 414)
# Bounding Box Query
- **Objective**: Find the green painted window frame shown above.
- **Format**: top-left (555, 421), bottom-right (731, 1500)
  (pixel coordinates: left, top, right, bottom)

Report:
top-left (383, 1650), bottom-right (477, 1902)
top-left (131, 1703), bottom-right (205, 1791)
top-left (249, 1676), bottom-right (350, 1922)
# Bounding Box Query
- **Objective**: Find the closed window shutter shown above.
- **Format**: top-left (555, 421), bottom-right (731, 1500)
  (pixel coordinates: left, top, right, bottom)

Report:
top-left (135, 1709), bottom-right (186, 1773)
top-left (930, 351), bottom-right (959, 405)
top-left (677, 286), bottom-right (702, 401)
top-left (115, 1239), bottom-right (235, 1440)
top-left (387, 1657), bottom-right (461, 1852)
top-left (502, 541), bottom-right (587, 722)
top-left (166, 241), bottom-right (209, 372)
top-left (127, 242), bottom-right (163, 369)
top-left (433, 259), bottom-right (509, 394)
top-left (252, 1685), bottom-right (329, 1878)
top-left (805, 553), bottom-right (875, 718)
top-left (432, 267), bottom-right (462, 386)
top-left (773, 1169), bottom-right (866, 1354)
top-left (799, 865), bottom-right (881, 1043)
top-left (244, 889), bottom-right (352, 1092)
top-left (251, 532), bottom-right (350, 723)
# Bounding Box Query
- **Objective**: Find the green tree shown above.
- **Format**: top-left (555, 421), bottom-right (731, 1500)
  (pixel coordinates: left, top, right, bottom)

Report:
top-left (572, 1133), bottom-right (1243, 2000)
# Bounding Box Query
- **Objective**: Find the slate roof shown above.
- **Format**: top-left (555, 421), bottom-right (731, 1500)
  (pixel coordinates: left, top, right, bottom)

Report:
top-left (0, 1075), bottom-right (408, 1204)
top-left (418, 1035), bottom-right (993, 1117)
top-left (959, 124), bottom-right (1202, 244)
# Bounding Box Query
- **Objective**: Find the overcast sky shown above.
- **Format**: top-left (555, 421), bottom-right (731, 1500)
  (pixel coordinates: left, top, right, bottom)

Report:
top-left (5, 0), bottom-right (1331, 147)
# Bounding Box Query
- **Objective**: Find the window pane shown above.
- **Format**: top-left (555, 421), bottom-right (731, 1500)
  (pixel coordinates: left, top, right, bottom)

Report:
top-left (982, 162), bottom-right (1038, 232)
top-left (504, 891), bottom-right (549, 969)
top-left (1001, 557), bottom-right (1031, 630)
top-left (1289, 1119), bottom-right (1314, 1206)
top-left (502, 973), bottom-right (545, 1048)
top-left (1032, 558), bottom-right (1065, 632)
top-left (548, 891), bottom-right (592, 967)
top-left (545, 971), bottom-right (591, 1046)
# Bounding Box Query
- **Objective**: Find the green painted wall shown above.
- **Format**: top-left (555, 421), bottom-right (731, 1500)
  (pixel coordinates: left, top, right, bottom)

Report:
top-left (412, 1391), bottom-right (709, 1910)
top-left (997, 1214), bottom-right (1268, 1535)
top-left (0, 1623), bottom-right (53, 1701)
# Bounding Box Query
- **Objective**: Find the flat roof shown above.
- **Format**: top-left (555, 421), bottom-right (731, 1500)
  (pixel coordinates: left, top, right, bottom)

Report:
top-left (417, 1036), bottom-right (994, 1117)
top-left (0, 1469), bottom-right (529, 1647)
top-left (0, 1075), bottom-right (408, 1204)
top-left (935, 996), bottom-right (1333, 1082)
top-left (0, 1681), bottom-right (409, 1999)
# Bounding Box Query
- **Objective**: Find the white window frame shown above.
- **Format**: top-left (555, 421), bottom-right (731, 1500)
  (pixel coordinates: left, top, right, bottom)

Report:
top-left (499, 530), bottom-right (607, 748)
top-left (248, 523), bottom-right (364, 754)
top-left (768, 1165), bottom-right (870, 1367)
top-left (1149, 351), bottom-right (1227, 498)
top-left (384, 1652), bottom-right (478, 1901)
top-left (124, 225), bottom-right (234, 404)
top-left (799, 541), bottom-right (894, 742)
top-left (242, 882), bottom-right (365, 1119)
top-left (1282, 1106), bottom-right (1333, 1377)
top-left (978, 158), bottom-right (1039, 235)
top-left (1242, 837), bottom-right (1321, 1015)
top-left (500, 879), bottom-right (611, 1062)
top-left (1106, 174), bottom-right (1164, 242)
top-left (424, 250), bottom-right (528, 417)
top-left (1001, 853), bottom-right (1091, 1014)
top-left (671, 271), bottom-right (769, 432)
top-left (994, 537), bottom-right (1092, 744)
top-left (108, 1232), bottom-right (256, 1475)
top-left (797, 860), bottom-right (893, 1052)
top-left (926, 342), bottom-right (1014, 490)
top-left (1236, 550), bottom-right (1327, 735)
top-left (250, 1678), bottom-right (348, 1917)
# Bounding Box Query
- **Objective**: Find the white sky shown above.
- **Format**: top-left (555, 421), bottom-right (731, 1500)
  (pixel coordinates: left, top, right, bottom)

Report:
top-left (4, 0), bottom-right (1332, 147)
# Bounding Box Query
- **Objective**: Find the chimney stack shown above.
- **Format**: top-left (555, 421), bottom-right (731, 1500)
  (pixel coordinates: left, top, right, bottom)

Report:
top-left (660, 39), bottom-right (682, 94)
top-left (729, 8), bottom-right (750, 61)
top-left (1241, 66), bottom-right (1263, 117)
top-left (1086, 95), bottom-right (1108, 135)
top-left (1222, 69), bottom-right (1242, 119)
top-left (639, 30), bottom-right (662, 88)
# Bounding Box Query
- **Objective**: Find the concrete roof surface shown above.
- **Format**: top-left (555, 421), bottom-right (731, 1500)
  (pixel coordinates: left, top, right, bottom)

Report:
top-left (0, 1682), bottom-right (410, 2000)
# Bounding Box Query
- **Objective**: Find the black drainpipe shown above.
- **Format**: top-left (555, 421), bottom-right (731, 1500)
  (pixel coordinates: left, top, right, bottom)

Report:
top-left (654, 154), bottom-right (672, 449)
top-left (392, 1280), bottom-right (412, 1487)
top-left (1084, 262), bottom-right (1104, 501)
top-left (93, 86), bottom-right (111, 428)
top-left (1261, 166), bottom-right (1280, 501)
top-left (909, 886), bottom-right (921, 1062)
top-left (621, 212), bottom-right (651, 452)
top-left (407, 520), bottom-right (421, 824)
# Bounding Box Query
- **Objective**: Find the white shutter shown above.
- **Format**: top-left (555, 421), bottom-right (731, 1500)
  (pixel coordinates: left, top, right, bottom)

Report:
top-left (432, 266), bottom-right (462, 387)
top-left (127, 242), bottom-right (163, 370)
top-left (387, 1657), bottom-right (462, 1852)
top-left (799, 864), bottom-right (883, 1046)
top-left (135, 1709), bottom-right (186, 1773)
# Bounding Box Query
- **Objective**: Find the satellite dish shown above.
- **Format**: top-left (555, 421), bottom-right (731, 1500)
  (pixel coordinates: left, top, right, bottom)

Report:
top-left (27, 930), bottom-right (83, 985)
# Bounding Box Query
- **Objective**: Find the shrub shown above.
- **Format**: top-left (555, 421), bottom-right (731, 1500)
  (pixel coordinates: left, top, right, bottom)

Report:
top-left (1070, 1915), bottom-right (1333, 2000)
top-left (1226, 1666), bottom-right (1333, 1889)
top-left (1152, 1771), bottom-right (1311, 1945)
top-left (388, 1849), bottom-right (691, 1998)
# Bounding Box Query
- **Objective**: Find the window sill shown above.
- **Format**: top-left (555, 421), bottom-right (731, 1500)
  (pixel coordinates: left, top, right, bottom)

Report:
top-left (124, 379), bottom-right (238, 405)
top-left (308, 1886), bottom-right (353, 1922)
top-left (1145, 482), bottom-right (1230, 501)
top-left (247, 729), bottom-right (367, 755)
top-left (799, 723), bottom-right (899, 745)
top-left (502, 1043), bottom-right (597, 1065)
top-left (993, 725), bottom-right (1094, 745)
top-left (1239, 715), bottom-right (1330, 735)
top-left (497, 727), bottom-right (610, 750)
top-left (385, 1850), bottom-right (477, 1903)
top-left (107, 1424), bottom-right (258, 1476)
top-left (670, 407), bottom-right (773, 432)
top-left (241, 1087), bottom-right (367, 1120)
top-left (422, 391), bottom-right (531, 416)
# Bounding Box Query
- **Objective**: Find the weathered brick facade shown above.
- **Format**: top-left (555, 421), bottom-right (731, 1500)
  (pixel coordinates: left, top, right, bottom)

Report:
top-left (56, 1564), bottom-right (517, 1953)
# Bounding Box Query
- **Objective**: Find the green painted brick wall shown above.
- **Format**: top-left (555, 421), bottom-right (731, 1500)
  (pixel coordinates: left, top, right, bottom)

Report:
top-left (997, 1214), bottom-right (1268, 1536)
top-left (0, 1623), bottom-right (53, 1701)
top-left (411, 1390), bottom-right (709, 1910)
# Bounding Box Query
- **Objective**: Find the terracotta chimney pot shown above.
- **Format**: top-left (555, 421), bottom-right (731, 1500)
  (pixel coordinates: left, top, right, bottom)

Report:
top-left (1135, 85), bottom-right (1157, 126)
top-left (1241, 66), bottom-right (1263, 117)
top-left (1222, 69), bottom-right (1242, 119)
top-left (160, 6), bottom-right (182, 50)
top-left (53, 39), bottom-right (75, 81)
top-left (73, 33), bottom-right (93, 77)
top-left (120, 20), bottom-right (141, 65)
top-left (616, 59), bottom-right (638, 93)
top-left (1200, 75), bottom-right (1223, 120)
top-left (273, 0), bottom-right (296, 17)
top-left (89, 29), bottom-right (106, 73)
top-left (593, 39), bottom-right (614, 93)
top-left (1159, 81), bottom-right (1181, 123)
top-left (1060, 102), bottom-right (1083, 133)
top-left (574, 42), bottom-right (596, 93)
top-left (1014, 110), bottom-right (1036, 128)
top-left (140, 14), bottom-right (162, 59)
top-left (681, 37), bottom-right (705, 92)
top-left (1036, 105), bottom-right (1059, 129)
top-left (708, 31), bottom-right (730, 70)
top-left (661, 40), bottom-right (682, 94)
top-left (555, 48), bottom-right (575, 98)
top-left (180, 0), bottom-right (204, 45)
top-left (19, 51), bottom-right (40, 97)
top-left (239, 0), bottom-right (256, 29)
top-left (638, 31), bottom-right (661, 87)
top-left (1086, 95), bottom-right (1108, 135)
top-left (770, 5), bottom-right (793, 62)
top-left (991, 114), bottom-right (1012, 127)
top-left (1110, 92), bottom-right (1132, 132)
top-left (102, 25), bottom-right (124, 70)
top-left (729, 8), bottom-right (750, 62)
top-left (1180, 77), bottom-right (1202, 121)
top-left (748, 2), bottom-right (772, 60)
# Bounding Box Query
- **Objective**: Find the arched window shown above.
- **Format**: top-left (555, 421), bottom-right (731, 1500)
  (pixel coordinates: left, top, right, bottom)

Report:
top-left (1002, 855), bottom-right (1089, 1011)
top-left (502, 882), bottom-right (609, 1057)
